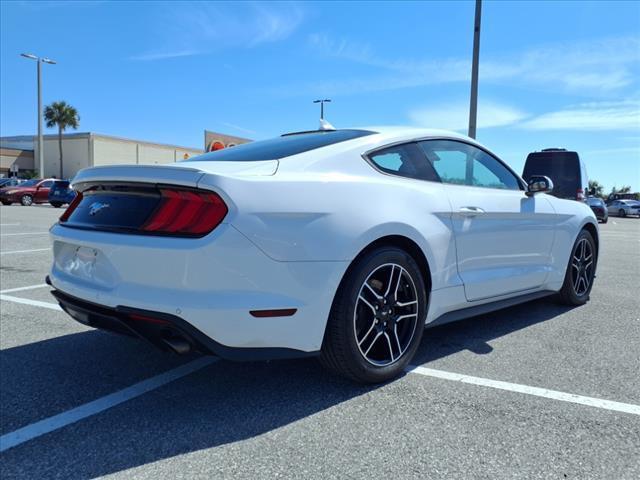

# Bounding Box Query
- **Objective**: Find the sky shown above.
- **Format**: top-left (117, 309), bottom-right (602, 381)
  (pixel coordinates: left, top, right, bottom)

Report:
top-left (1, 0), bottom-right (639, 191)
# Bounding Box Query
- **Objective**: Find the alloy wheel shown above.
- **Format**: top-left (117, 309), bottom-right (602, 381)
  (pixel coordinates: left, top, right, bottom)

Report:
top-left (21, 195), bottom-right (33, 206)
top-left (353, 263), bottom-right (419, 366)
top-left (570, 238), bottom-right (594, 297)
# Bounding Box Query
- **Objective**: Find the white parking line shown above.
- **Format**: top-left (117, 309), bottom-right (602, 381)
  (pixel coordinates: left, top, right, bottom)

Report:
top-left (408, 366), bottom-right (640, 416)
top-left (0, 232), bottom-right (49, 236)
top-left (0, 283), bottom-right (49, 294)
top-left (0, 248), bottom-right (50, 255)
top-left (0, 223), bottom-right (20, 226)
top-left (0, 357), bottom-right (218, 453)
top-left (2, 283), bottom-right (638, 453)
top-left (0, 295), bottom-right (61, 311)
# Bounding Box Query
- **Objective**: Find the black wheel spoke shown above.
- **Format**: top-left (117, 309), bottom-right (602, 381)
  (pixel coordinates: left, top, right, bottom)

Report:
top-left (570, 238), bottom-right (594, 297)
top-left (354, 263), bottom-right (419, 366)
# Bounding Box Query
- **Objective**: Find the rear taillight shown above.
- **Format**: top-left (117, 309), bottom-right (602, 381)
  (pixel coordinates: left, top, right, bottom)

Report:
top-left (577, 188), bottom-right (585, 201)
top-left (59, 192), bottom-right (83, 222)
top-left (141, 188), bottom-right (227, 235)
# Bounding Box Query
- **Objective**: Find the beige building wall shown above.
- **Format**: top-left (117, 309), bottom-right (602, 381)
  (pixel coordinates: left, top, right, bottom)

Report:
top-left (4, 133), bottom-right (205, 178)
top-left (41, 136), bottom-right (91, 179)
top-left (138, 144), bottom-right (175, 165)
top-left (93, 137), bottom-right (138, 166)
top-left (93, 135), bottom-right (202, 167)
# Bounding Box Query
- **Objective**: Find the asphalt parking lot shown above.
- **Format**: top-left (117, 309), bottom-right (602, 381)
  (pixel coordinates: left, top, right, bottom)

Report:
top-left (1, 205), bottom-right (639, 479)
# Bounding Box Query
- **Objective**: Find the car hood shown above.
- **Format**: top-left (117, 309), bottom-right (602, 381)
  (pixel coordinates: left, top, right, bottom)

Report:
top-left (0, 186), bottom-right (33, 193)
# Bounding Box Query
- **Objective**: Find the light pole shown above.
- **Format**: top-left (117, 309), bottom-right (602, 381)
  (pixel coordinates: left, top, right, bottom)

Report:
top-left (313, 99), bottom-right (332, 120)
top-left (468, 0), bottom-right (481, 139)
top-left (20, 53), bottom-right (56, 178)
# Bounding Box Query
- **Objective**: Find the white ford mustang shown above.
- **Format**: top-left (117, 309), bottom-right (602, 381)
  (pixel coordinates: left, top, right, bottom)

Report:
top-left (48, 127), bottom-right (598, 383)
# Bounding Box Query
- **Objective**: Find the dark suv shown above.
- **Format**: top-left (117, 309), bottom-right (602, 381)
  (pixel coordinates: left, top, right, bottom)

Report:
top-left (523, 148), bottom-right (588, 202)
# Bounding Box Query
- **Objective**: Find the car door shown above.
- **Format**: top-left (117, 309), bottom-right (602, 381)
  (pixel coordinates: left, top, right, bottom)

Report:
top-left (418, 139), bottom-right (557, 302)
top-left (36, 180), bottom-right (53, 202)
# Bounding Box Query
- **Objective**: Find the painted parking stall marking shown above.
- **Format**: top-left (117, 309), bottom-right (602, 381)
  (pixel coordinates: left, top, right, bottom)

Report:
top-left (408, 366), bottom-right (640, 416)
top-left (0, 284), bottom-right (58, 310)
top-left (0, 232), bottom-right (50, 236)
top-left (0, 357), bottom-right (218, 453)
top-left (0, 284), bottom-right (49, 294)
top-left (0, 294), bottom-right (61, 311)
top-left (1, 248), bottom-right (50, 255)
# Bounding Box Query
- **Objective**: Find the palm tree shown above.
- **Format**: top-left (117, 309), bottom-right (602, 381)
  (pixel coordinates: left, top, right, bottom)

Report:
top-left (44, 101), bottom-right (80, 179)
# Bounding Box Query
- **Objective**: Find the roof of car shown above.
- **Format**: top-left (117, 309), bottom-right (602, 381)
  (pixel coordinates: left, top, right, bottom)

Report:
top-left (359, 126), bottom-right (473, 142)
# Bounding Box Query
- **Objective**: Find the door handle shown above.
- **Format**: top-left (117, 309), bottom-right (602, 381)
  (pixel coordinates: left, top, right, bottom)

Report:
top-left (459, 206), bottom-right (485, 216)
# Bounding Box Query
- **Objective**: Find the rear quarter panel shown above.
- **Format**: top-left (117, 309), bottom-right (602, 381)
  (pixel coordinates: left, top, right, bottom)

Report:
top-left (201, 155), bottom-right (461, 293)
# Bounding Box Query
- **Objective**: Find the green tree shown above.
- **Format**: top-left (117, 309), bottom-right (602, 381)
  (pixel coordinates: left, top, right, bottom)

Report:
top-left (44, 101), bottom-right (80, 179)
top-left (610, 185), bottom-right (632, 196)
top-left (588, 180), bottom-right (605, 198)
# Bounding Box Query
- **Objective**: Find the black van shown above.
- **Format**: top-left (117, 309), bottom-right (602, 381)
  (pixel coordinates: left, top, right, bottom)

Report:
top-left (522, 148), bottom-right (588, 201)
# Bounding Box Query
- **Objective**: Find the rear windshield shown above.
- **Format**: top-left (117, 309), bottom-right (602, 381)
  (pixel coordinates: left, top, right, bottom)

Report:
top-left (522, 151), bottom-right (581, 199)
top-left (188, 129), bottom-right (375, 162)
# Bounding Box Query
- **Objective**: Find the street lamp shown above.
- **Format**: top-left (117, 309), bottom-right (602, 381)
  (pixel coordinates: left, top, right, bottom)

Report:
top-left (313, 99), bottom-right (332, 120)
top-left (467, 0), bottom-right (482, 139)
top-left (20, 53), bottom-right (56, 178)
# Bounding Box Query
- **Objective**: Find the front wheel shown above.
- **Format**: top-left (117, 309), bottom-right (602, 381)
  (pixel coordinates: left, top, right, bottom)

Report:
top-left (602, 217), bottom-right (608, 224)
top-left (619, 209), bottom-right (626, 217)
top-left (558, 229), bottom-right (596, 305)
top-left (50, 202), bottom-right (63, 208)
top-left (320, 247), bottom-right (426, 383)
top-left (20, 195), bottom-right (33, 206)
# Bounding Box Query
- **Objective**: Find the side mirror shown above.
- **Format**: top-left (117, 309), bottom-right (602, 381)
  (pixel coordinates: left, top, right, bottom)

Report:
top-left (526, 175), bottom-right (553, 196)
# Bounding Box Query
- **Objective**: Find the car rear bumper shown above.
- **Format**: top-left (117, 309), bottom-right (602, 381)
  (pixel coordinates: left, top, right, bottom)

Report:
top-left (48, 222), bottom-right (347, 355)
top-left (48, 285), bottom-right (317, 360)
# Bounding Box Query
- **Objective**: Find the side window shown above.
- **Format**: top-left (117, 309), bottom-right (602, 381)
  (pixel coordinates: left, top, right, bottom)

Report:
top-left (368, 143), bottom-right (439, 182)
top-left (419, 140), bottom-right (521, 190)
top-left (39, 181), bottom-right (54, 188)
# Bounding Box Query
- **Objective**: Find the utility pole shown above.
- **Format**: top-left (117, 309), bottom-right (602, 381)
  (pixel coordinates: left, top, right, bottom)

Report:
top-left (313, 99), bottom-right (331, 120)
top-left (20, 53), bottom-right (56, 177)
top-left (468, 0), bottom-right (482, 139)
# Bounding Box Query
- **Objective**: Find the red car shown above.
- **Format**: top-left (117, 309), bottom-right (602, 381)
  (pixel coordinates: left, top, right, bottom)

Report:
top-left (0, 178), bottom-right (56, 206)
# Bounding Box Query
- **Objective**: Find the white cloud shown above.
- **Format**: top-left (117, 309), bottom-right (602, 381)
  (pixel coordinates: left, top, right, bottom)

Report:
top-left (129, 50), bottom-right (201, 62)
top-left (409, 100), bottom-right (528, 131)
top-left (300, 34), bottom-right (640, 96)
top-left (219, 122), bottom-right (257, 136)
top-left (131, 2), bottom-right (305, 61)
top-left (520, 100), bottom-right (640, 131)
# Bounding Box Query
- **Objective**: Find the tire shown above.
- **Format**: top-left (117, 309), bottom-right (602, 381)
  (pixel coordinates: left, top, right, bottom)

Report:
top-left (20, 195), bottom-right (33, 206)
top-left (557, 229), bottom-right (596, 306)
top-left (602, 217), bottom-right (608, 224)
top-left (1, 200), bottom-right (11, 206)
top-left (619, 209), bottom-right (626, 217)
top-left (320, 246), bottom-right (427, 383)
top-left (50, 202), bottom-right (63, 208)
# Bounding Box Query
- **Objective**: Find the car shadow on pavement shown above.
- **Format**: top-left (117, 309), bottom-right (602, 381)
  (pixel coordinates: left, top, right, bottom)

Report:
top-left (0, 297), bottom-right (575, 478)
top-left (413, 297), bottom-right (575, 364)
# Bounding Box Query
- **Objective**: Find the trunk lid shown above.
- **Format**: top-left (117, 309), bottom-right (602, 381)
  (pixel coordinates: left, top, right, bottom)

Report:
top-left (71, 160), bottom-right (278, 189)
top-left (63, 161), bottom-right (275, 237)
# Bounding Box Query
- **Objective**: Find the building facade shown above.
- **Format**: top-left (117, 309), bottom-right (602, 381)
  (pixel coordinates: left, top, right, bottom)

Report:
top-left (0, 129), bottom-right (250, 179)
